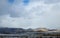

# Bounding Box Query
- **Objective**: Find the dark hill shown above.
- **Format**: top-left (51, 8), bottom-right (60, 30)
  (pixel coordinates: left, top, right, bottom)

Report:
top-left (0, 28), bottom-right (26, 34)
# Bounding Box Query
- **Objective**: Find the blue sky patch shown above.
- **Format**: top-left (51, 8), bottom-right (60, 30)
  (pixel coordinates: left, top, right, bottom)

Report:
top-left (23, 0), bottom-right (29, 5)
top-left (8, 0), bottom-right (14, 3)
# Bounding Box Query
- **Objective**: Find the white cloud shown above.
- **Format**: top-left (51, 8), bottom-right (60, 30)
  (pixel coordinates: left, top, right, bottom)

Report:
top-left (0, 0), bottom-right (60, 29)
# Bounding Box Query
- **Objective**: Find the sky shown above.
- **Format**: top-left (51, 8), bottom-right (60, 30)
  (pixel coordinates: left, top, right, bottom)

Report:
top-left (0, 0), bottom-right (60, 29)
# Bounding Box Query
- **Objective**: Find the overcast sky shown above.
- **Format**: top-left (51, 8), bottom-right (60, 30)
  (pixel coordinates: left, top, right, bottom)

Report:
top-left (0, 0), bottom-right (60, 29)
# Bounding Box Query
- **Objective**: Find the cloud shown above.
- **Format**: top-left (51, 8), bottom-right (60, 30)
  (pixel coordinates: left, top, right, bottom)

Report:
top-left (42, 0), bottom-right (60, 4)
top-left (0, 0), bottom-right (9, 16)
top-left (0, 0), bottom-right (60, 29)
